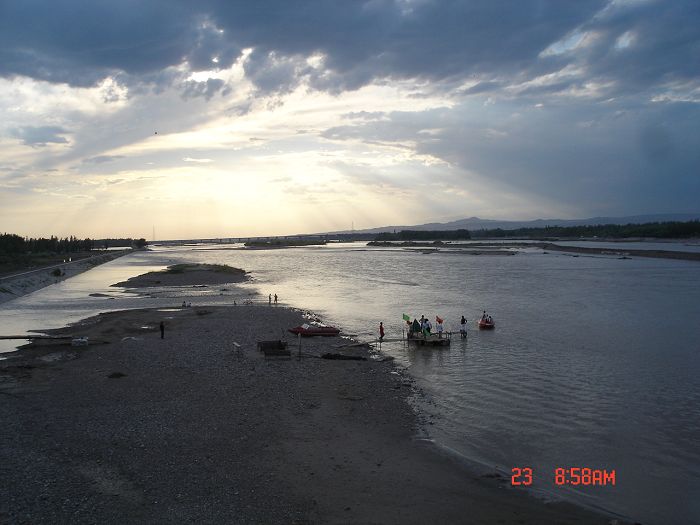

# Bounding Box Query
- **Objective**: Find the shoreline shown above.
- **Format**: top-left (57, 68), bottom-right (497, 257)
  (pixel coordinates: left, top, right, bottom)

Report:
top-left (366, 240), bottom-right (700, 261)
top-left (537, 242), bottom-right (700, 261)
top-left (0, 249), bottom-right (133, 305)
top-left (0, 265), bottom-right (632, 523)
top-left (1, 302), bottom-right (629, 524)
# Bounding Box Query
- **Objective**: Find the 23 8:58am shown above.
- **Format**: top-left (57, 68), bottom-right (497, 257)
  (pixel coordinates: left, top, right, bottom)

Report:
top-left (511, 467), bottom-right (616, 486)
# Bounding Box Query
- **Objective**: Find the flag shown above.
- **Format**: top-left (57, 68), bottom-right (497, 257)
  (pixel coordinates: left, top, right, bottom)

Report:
top-left (436, 315), bottom-right (443, 324)
top-left (402, 313), bottom-right (411, 321)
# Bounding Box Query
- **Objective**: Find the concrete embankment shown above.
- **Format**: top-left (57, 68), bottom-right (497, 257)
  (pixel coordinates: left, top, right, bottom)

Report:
top-left (0, 250), bottom-right (132, 305)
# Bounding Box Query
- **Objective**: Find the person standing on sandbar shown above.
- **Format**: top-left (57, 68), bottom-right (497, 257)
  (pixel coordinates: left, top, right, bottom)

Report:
top-left (274, 293), bottom-right (278, 305)
top-left (160, 321), bottom-right (165, 339)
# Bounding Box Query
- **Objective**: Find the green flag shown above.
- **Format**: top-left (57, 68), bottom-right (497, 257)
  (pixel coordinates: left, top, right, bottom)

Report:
top-left (402, 313), bottom-right (411, 321)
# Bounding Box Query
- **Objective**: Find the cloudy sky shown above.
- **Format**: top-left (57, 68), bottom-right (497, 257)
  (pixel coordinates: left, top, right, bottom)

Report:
top-left (1, 0), bottom-right (698, 239)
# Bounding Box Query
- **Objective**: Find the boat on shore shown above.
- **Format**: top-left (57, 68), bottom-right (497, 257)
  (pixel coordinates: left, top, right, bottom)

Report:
top-left (288, 323), bottom-right (341, 337)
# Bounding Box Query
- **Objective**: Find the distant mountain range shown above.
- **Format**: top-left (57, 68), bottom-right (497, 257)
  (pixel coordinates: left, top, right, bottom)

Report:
top-left (328, 213), bottom-right (700, 234)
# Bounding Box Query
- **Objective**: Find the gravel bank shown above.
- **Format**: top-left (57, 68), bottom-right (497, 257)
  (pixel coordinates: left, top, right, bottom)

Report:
top-left (0, 305), bottom-right (625, 524)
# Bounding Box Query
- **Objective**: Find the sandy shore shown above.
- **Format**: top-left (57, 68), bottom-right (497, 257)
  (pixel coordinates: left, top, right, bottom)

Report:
top-left (0, 266), bottom-right (628, 524)
top-left (0, 306), bottom-right (629, 524)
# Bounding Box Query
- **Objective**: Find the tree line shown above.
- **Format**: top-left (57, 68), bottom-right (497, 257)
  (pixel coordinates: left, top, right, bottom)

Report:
top-left (370, 221), bottom-right (700, 241)
top-left (0, 234), bottom-right (147, 255)
top-left (373, 229), bottom-right (472, 241)
top-left (468, 221), bottom-right (700, 239)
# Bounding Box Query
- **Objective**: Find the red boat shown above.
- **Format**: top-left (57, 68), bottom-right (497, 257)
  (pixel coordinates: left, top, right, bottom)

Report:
top-left (288, 323), bottom-right (341, 337)
top-left (478, 318), bottom-right (495, 329)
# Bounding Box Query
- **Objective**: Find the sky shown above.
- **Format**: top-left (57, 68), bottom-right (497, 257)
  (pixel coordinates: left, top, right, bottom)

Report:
top-left (0, 0), bottom-right (698, 239)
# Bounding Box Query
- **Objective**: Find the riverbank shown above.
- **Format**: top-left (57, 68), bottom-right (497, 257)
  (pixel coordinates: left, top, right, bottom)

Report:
top-left (0, 301), bottom-right (628, 524)
top-left (0, 250), bottom-right (133, 305)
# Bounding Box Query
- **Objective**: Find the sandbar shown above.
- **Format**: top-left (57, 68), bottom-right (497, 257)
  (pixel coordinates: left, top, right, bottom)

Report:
top-left (112, 263), bottom-right (248, 288)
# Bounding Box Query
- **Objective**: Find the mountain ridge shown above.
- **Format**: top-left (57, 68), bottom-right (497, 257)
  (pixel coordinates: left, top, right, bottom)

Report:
top-left (325, 213), bottom-right (700, 234)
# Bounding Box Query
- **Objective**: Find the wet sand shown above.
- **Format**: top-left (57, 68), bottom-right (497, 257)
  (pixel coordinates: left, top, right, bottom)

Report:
top-left (0, 269), bottom-right (629, 524)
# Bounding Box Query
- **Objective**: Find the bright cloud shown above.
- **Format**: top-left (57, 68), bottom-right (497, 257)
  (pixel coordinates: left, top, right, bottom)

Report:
top-left (0, 0), bottom-right (698, 238)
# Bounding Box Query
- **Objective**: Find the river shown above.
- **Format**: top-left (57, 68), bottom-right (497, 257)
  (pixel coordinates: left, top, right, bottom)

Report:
top-left (2, 243), bottom-right (699, 524)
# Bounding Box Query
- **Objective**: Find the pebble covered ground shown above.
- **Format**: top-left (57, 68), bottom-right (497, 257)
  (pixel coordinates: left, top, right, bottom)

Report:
top-left (1, 305), bottom-right (623, 524)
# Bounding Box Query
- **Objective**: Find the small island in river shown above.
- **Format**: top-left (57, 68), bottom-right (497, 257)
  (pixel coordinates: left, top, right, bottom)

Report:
top-left (244, 239), bottom-right (327, 248)
top-left (111, 263), bottom-right (248, 288)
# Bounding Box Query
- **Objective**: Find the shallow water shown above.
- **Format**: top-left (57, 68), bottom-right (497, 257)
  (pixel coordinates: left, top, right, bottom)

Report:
top-left (0, 249), bottom-right (252, 353)
top-left (1, 243), bottom-right (699, 524)
top-left (399, 238), bottom-right (700, 253)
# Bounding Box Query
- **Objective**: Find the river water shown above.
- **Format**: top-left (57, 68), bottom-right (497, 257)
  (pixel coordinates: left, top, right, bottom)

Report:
top-left (1, 243), bottom-right (699, 524)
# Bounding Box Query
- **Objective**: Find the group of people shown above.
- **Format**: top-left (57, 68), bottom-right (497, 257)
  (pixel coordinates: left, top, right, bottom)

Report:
top-left (403, 314), bottom-right (476, 339)
top-left (181, 301), bottom-right (192, 308)
top-left (268, 293), bottom-right (278, 305)
top-left (381, 310), bottom-right (491, 340)
top-left (405, 315), bottom-right (447, 338)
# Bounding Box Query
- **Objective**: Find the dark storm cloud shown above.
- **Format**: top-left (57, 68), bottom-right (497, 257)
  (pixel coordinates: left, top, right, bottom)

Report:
top-left (321, 98), bottom-right (700, 215)
top-left (10, 126), bottom-right (70, 146)
top-left (0, 1), bottom-right (196, 86)
top-left (2, 1), bottom-right (698, 220)
top-left (460, 81), bottom-right (503, 95)
top-left (4, 0), bottom-right (695, 98)
top-left (574, 0), bottom-right (700, 97)
top-left (218, 0), bottom-right (608, 94)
